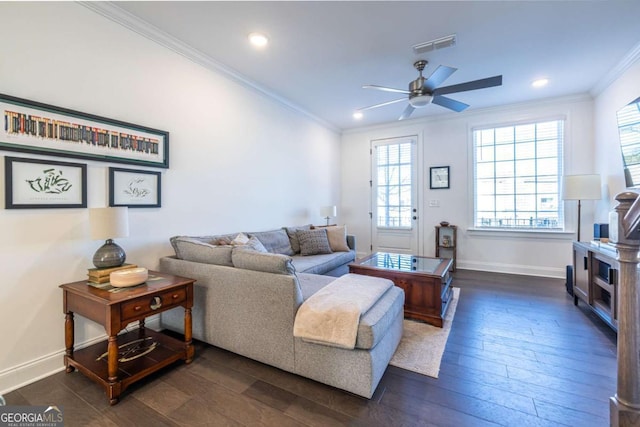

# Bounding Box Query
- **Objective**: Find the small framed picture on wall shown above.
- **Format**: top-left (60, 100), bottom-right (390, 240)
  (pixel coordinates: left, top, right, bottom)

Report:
top-left (430, 166), bottom-right (450, 189)
top-left (109, 167), bottom-right (161, 208)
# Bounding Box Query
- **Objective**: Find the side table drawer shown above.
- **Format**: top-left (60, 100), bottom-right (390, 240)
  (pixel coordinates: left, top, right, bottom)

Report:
top-left (121, 287), bottom-right (186, 323)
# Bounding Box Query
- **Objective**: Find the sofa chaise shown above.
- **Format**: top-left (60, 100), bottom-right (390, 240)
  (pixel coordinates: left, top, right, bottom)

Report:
top-left (159, 226), bottom-right (405, 398)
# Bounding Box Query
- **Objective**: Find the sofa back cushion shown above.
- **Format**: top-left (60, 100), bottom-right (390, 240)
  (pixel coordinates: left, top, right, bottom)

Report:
top-left (249, 229), bottom-right (294, 255)
top-left (285, 224), bottom-right (312, 254)
top-left (170, 236), bottom-right (233, 266)
top-left (232, 247), bottom-right (296, 275)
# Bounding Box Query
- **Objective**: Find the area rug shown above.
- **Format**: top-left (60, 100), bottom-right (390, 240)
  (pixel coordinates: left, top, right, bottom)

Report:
top-left (389, 287), bottom-right (460, 378)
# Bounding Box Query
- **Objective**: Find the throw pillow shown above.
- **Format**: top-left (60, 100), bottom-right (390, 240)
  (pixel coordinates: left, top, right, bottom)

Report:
top-left (231, 246), bottom-right (296, 275)
top-left (215, 236), bottom-right (233, 246)
top-left (325, 225), bottom-right (350, 252)
top-left (297, 229), bottom-right (332, 256)
top-left (231, 232), bottom-right (250, 245)
top-left (170, 236), bottom-right (233, 266)
top-left (249, 229), bottom-right (294, 255)
top-left (285, 224), bottom-right (312, 254)
top-left (246, 236), bottom-right (268, 253)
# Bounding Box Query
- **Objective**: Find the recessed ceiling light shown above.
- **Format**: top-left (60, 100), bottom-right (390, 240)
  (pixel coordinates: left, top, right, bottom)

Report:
top-left (353, 111), bottom-right (363, 120)
top-left (532, 78), bottom-right (549, 88)
top-left (248, 32), bottom-right (269, 48)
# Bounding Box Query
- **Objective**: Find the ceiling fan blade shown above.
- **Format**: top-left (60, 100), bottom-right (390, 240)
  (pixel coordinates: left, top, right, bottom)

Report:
top-left (433, 75), bottom-right (503, 96)
top-left (423, 65), bottom-right (457, 92)
top-left (357, 97), bottom-right (407, 112)
top-left (363, 84), bottom-right (411, 94)
top-left (432, 95), bottom-right (469, 112)
top-left (399, 104), bottom-right (415, 120)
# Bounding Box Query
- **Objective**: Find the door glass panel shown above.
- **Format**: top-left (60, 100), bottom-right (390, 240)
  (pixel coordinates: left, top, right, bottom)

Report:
top-left (375, 141), bottom-right (413, 229)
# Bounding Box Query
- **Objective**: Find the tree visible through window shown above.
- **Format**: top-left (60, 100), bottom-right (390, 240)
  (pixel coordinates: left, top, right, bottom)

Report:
top-left (473, 120), bottom-right (564, 229)
top-left (376, 142), bottom-right (413, 228)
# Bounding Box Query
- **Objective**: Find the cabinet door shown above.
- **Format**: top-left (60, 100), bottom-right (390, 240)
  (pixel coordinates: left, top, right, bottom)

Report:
top-left (573, 245), bottom-right (590, 304)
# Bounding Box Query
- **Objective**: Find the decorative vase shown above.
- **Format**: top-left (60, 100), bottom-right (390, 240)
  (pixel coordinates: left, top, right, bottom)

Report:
top-left (93, 239), bottom-right (126, 268)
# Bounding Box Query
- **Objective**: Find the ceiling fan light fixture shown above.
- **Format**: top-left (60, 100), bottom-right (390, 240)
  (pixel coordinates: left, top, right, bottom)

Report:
top-left (409, 94), bottom-right (433, 108)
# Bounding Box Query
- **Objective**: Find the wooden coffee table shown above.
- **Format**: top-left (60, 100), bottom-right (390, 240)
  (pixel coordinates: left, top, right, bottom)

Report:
top-left (349, 252), bottom-right (453, 327)
top-left (60, 271), bottom-right (195, 405)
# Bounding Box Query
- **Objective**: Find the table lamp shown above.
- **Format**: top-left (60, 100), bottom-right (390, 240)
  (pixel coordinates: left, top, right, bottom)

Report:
top-left (320, 205), bottom-right (337, 226)
top-left (90, 207), bottom-right (129, 268)
top-left (562, 174), bottom-right (601, 241)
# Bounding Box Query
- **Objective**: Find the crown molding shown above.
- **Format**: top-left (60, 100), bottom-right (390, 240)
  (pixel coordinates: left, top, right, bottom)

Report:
top-left (591, 40), bottom-right (640, 97)
top-left (78, 1), bottom-right (339, 133)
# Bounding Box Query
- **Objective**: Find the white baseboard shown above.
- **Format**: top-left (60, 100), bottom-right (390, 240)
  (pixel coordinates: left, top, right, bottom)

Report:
top-left (0, 317), bottom-right (162, 396)
top-left (458, 260), bottom-right (565, 279)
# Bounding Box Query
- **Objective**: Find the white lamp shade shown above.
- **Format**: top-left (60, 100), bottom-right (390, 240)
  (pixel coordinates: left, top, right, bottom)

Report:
top-left (562, 174), bottom-right (601, 200)
top-left (90, 207), bottom-right (129, 240)
top-left (320, 205), bottom-right (337, 218)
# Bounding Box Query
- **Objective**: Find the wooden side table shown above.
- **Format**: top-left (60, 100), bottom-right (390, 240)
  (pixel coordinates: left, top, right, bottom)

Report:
top-left (60, 271), bottom-right (195, 405)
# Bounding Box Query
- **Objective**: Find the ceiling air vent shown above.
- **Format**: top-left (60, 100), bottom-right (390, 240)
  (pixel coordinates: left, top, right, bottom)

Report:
top-left (412, 34), bottom-right (457, 55)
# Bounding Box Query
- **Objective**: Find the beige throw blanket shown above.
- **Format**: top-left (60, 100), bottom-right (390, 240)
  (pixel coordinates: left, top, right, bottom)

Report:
top-left (293, 273), bottom-right (393, 349)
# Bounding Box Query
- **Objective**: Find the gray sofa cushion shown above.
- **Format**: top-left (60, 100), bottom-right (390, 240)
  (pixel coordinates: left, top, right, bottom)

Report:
top-left (249, 229), bottom-right (294, 255)
top-left (232, 247), bottom-right (296, 275)
top-left (292, 251), bottom-right (355, 275)
top-left (297, 229), bottom-right (332, 255)
top-left (285, 224), bottom-right (312, 254)
top-left (357, 286), bottom-right (404, 350)
top-left (170, 236), bottom-right (233, 266)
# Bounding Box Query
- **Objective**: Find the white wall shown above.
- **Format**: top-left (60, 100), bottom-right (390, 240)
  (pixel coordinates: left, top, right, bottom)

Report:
top-left (341, 95), bottom-right (595, 277)
top-left (594, 54), bottom-right (640, 220)
top-left (0, 3), bottom-right (340, 393)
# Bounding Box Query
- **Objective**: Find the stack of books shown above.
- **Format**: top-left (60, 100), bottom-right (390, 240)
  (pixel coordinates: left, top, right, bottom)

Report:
top-left (87, 264), bottom-right (138, 284)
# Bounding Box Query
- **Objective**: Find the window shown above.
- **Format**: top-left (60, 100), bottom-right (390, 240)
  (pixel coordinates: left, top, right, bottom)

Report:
top-left (617, 97), bottom-right (640, 186)
top-left (473, 119), bottom-right (564, 230)
top-left (375, 141), bottom-right (413, 228)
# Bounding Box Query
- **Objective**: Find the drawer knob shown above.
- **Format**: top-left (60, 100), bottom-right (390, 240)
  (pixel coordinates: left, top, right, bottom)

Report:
top-left (172, 294), bottom-right (179, 299)
top-left (150, 296), bottom-right (162, 310)
top-left (134, 305), bottom-right (142, 311)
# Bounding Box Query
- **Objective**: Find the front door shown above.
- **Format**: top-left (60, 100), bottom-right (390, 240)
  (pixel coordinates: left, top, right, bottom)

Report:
top-left (371, 136), bottom-right (419, 254)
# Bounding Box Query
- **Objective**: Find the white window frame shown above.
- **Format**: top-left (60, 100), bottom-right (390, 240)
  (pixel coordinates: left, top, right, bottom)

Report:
top-left (470, 118), bottom-right (566, 232)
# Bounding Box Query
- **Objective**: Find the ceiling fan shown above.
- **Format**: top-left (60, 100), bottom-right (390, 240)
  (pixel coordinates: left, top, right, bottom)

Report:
top-left (358, 60), bottom-right (502, 120)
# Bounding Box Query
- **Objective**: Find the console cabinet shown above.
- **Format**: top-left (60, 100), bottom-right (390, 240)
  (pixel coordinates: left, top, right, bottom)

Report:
top-left (572, 241), bottom-right (619, 330)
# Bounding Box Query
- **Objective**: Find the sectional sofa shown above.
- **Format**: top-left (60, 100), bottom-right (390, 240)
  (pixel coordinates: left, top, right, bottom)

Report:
top-left (159, 225), bottom-right (405, 398)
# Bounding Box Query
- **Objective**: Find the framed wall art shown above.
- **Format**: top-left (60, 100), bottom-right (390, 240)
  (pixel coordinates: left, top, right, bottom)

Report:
top-left (430, 166), bottom-right (450, 189)
top-left (0, 93), bottom-right (169, 168)
top-left (109, 167), bottom-right (161, 208)
top-left (5, 156), bottom-right (87, 209)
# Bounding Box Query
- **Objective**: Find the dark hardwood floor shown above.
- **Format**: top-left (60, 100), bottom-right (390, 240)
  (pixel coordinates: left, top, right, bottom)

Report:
top-left (5, 270), bottom-right (617, 426)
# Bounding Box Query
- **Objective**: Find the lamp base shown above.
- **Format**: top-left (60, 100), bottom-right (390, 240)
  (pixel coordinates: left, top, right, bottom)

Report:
top-left (93, 239), bottom-right (126, 268)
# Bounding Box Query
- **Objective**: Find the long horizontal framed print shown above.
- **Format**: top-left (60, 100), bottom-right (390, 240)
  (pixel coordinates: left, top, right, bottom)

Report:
top-left (5, 156), bottom-right (87, 209)
top-left (0, 93), bottom-right (169, 168)
top-left (109, 167), bottom-right (161, 208)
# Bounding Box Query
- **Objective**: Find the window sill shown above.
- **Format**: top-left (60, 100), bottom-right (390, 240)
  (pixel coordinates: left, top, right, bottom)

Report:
top-left (467, 227), bottom-right (575, 240)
